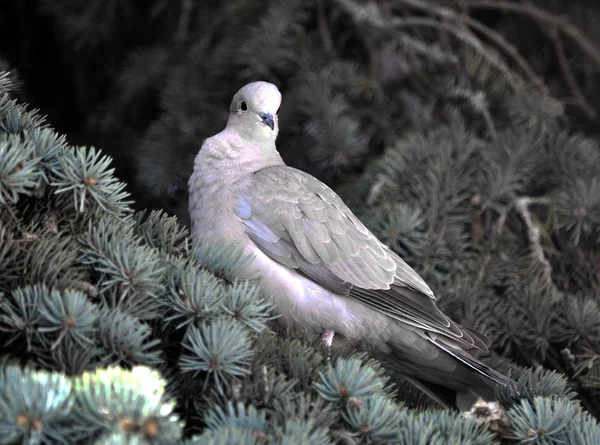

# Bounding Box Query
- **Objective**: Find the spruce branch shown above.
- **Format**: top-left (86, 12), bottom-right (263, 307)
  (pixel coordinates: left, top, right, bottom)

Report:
top-left (0, 224), bottom-right (21, 290)
top-left (27, 128), bottom-right (68, 182)
top-left (315, 357), bottom-right (387, 404)
top-left (179, 320), bottom-right (254, 394)
top-left (203, 402), bottom-right (269, 440)
top-left (342, 395), bottom-right (405, 442)
top-left (0, 285), bottom-right (43, 352)
top-left (186, 427), bottom-right (263, 444)
top-left (37, 287), bottom-right (98, 351)
top-left (0, 71), bottom-right (12, 93)
top-left (132, 210), bottom-right (189, 257)
top-left (272, 394), bottom-right (335, 435)
top-left (554, 178), bottom-right (600, 247)
top-left (504, 397), bottom-right (582, 443)
top-left (79, 218), bottom-right (165, 320)
top-left (52, 147), bottom-right (132, 216)
top-left (554, 296), bottom-right (600, 349)
top-left (233, 0), bottom-right (309, 82)
top-left (498, 367), bottom-right (577, 407)
top-left (162, 261), bottom-right (223, 331)
top-left (0, 366), bottom-right (74, 444)
top-left (398, 409), bottom-right (495, 444)
top-left (72, 365), bottom-right (182, 443)
top-left (0, 135), bottom-right (40, 206)
top-left (221, 280), bottom-right (276, 334)
top-left (0, 99), bottom-right (46, 134)
top-left (37, 337), bottom-right (102, 375)
top-left (96, 309), bottom-right (162, 367)
top-left (189, 238), bottom-right (258, 283)
top-left (20, 235), bottom-right (82, 290)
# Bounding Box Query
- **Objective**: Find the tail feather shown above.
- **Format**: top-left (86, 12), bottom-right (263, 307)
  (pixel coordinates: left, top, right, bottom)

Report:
top-left (377, 329), bottom-right (514, 410)
top-left (428, 335), bottom-right (510, 387)
top-left (403, 377), bottom-right (484, 411)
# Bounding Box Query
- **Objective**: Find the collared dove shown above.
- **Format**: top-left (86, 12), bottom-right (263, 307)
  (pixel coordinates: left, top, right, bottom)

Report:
top-left (188, 81), bottom-right (512, 409)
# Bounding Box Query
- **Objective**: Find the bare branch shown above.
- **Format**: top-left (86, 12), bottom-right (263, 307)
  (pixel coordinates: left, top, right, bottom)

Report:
top-left (460, 0), bottom-right (600, 73)
top-left (334, 0), bottom-right (527, 91)
top-left (514, 196), bottom-right (553, 286)
top-left (397, 0), bottom-right (547, 93)
top-left (550, 27), bottom-right (598, 120)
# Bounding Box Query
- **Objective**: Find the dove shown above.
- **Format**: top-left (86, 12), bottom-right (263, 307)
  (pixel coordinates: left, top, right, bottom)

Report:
top-left (188, 81), bottom-right (513, 410)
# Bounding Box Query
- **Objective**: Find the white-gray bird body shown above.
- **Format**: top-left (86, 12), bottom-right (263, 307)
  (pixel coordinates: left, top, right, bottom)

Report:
top-left (189, 81), bottom-right (511, 409)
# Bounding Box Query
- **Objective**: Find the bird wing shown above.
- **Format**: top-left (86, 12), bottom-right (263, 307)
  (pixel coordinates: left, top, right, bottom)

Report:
top-left (236, 166), bottom-right (486, 349)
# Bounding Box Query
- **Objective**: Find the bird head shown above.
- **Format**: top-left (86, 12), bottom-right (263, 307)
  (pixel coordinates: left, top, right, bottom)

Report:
top-left (227, 81), bottom-right (282, 142)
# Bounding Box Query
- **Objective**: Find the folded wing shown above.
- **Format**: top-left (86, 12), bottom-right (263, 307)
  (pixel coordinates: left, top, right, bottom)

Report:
top-left (237, 165), bottom-right (488, 352)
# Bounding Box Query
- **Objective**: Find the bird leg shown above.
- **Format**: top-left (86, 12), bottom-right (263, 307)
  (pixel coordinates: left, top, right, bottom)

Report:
top-left (321, 330), bottom-right (335, 360)
top-left (321, 330), bottom-right (335, 347)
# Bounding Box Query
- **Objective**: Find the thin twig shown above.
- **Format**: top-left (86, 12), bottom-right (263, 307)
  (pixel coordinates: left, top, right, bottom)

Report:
top-left (334, 0), bottom-right (525, 91)
top-left (397, 0), bottom-right (547, 93)
top-left (398, 33), bottom-right (459, 64)
top-left (447, 87), bottom-right (498, 140)
top-left (460, 0), bottom-right (600, 73)
top-left (550, 27), bottom-right (598, 120)
top-left (392, 17), bottom-right (524, 91)
top-left (175, 0), bottom-right (193, 43)
top-left (317, 0), bottom-right (334, 54)
top-left (459, 14), bottom-right (547, 93)
top-left (70, 281), bottom-right (100, 298)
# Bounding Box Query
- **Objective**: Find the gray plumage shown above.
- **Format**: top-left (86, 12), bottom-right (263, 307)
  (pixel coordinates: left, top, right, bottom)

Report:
top-left (188, 81), bottom-right (512, 409)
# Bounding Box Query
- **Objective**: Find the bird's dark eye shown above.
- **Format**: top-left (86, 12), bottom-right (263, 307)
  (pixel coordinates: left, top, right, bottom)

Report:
top-left (240, 101), bottom-right (248, 112)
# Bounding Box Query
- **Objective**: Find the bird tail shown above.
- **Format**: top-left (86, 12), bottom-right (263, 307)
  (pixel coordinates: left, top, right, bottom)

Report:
top-left (377, 331), bottom-right (515, 411)
top-left (402, 376), bottom-right (483, 411)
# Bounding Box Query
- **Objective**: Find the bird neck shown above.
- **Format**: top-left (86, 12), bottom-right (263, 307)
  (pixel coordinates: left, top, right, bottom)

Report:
top-left (196, 129), bottom-right (284, 180)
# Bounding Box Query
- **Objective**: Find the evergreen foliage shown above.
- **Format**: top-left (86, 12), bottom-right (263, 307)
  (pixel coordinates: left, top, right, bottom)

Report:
top-left (2, 0), bottom-right (600, 442)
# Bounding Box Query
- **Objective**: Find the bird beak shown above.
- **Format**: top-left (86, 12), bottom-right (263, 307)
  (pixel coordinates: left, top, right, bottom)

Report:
top-left (259, 112), bottom-right (275, 130)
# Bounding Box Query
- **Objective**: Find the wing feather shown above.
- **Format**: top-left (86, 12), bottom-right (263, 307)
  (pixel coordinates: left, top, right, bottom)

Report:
top-left (237, 165), bottom-right (483, 350)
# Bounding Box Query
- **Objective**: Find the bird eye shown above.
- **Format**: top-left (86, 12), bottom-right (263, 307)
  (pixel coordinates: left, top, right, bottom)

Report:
top-left (240, 101), bottom-right (248, 112)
